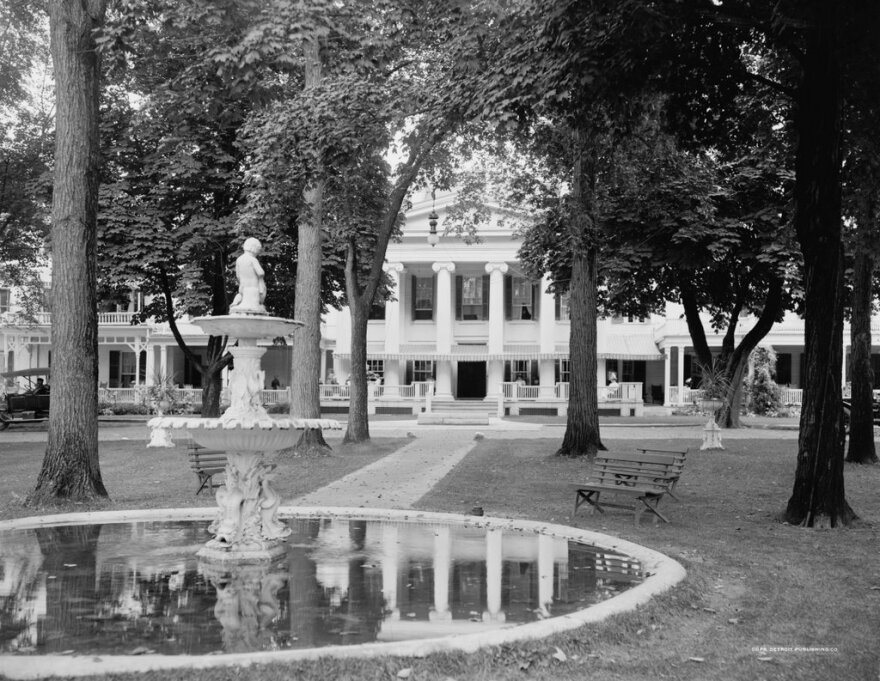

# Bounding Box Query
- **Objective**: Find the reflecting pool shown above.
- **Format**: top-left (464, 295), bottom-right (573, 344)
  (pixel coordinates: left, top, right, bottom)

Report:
top-left (0, 516), bottom-right (645, 656)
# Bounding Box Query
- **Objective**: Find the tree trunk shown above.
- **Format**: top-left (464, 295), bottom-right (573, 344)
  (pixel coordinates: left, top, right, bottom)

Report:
top-left (201, 360), bottom-right (225, 417)
top-left (557, 129), bottom-right (604, 458)
top-left (784, 5), bottom-right (855, 526)
top-left (344, 302), bottom-right (370, 443)
top-left (845, 250), bottom-right (877, 463)
top-left (35, 524), bottom-right (102, 649)
top-left (291, 36), bottom-right (329, 456)
top-left (557, 248), bottom-right (605, 457)
top-left (29, 0), bottom-right (108, 505)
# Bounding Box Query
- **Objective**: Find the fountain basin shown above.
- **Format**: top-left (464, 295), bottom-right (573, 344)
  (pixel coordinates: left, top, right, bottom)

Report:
top-left (192, 314), bottom-right (302, 340)
top-left (147, 416), bottom-right (342, 451)
top-left (0, 507), bottom-right (686, 679)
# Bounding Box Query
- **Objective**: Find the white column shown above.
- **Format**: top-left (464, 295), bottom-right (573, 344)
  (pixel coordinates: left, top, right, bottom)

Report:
top-left (383, 263), bottom-right (405, 396)
top-left (483, 528), bottom-right (505, 622)
top-left (433, 262), bottom-right (455, 399)
top-left (430, 525), bottom-right (452, 621)
top-left (676, 345), bottom-right (685, 402)
top-left (336, 304), bottom-right (353, 381)
top-left (485, 262), bottom-right (508, 400)
top-left (663, 347), bottom-right (671, 406)
top-left (842, 343), bottom-right (848, 387)
top-left (537, 533), bottom-right (554, 618)
top-left (145, 345), bottom-right (156, 385)
top-left (159, 344), bottom-right (168, 378)
top-left (538, 273), bottom-right (556, 399)
top-left (381, 524), bottom-right (400, 620)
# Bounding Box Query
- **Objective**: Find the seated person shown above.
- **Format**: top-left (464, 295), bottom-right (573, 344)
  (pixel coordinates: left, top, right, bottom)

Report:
top-left (31, 378), bottom-right (49, 395)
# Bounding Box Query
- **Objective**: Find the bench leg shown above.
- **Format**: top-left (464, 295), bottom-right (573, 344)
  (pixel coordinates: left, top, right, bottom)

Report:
top-left (574, 490), bottom-right (604, 517)
top-left (196, 473), bottom-right (213, 496)
top-left (639, 497), bottom-right (669, 524)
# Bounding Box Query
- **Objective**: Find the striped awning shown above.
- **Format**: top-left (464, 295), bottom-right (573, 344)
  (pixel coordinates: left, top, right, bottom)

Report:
top-left (336, 334), bottom-right (661, 362)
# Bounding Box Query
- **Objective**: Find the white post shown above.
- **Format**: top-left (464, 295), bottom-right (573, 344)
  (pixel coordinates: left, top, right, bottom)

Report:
top-left (538, 273), bottom-right (556, 399)
top-left (432, 262), bottom-right (455, 399)
top-left (485, 262), bottom-right (508, 399)
top-left (662, 347), bottom-right (671, 406)
top-left (425, 381), bottom-right (434, 413)
top-left (676, 345), bottom-right (685, 404)
top-left (383, 263), bottom-right (405, 398)
top-left (483, 529), bottom-right (505, 622)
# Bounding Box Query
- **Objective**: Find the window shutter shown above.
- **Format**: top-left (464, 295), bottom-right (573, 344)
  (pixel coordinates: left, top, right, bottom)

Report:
top-left (455, 276), bottom-right (463, 320)
top-left (430, 274), bottom-right (436, 321)
top-left (504, 275), bottom-right (512, 320)
top-left (555, 294), bottom-right (561, 320)
top-left (405, 361), bottom-right (413, 385)
top-left (411, 275), bottom-right (417, 320)
top-left (532, 283), bottom-right (540, 321)
top-left (482, 275), bottom-right (490, 320)
top-left (503, 361), bottom-right (511, 382)
top-left (530, 360), bottom-right (539, 385)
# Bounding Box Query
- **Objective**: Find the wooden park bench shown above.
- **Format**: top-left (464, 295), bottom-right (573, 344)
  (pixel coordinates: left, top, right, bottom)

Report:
top-left (184, 440), bottom-right (227, 496)
top-left (573, 451), bottom-right (682, 526)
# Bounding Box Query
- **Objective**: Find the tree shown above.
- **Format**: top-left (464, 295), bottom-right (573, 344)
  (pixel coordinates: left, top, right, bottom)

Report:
top-left (464, 0), bottom-right (670, 457)
top-left (29, 0), bottom-right (109, 504)
top-left (98, 1), bottom-right (282, 417)
top-left (667, 0), bottom-right (879, 525)
top-left (0, 4), bottom-right (53, 321)
top-left (603, 108), bottom-right (795, 429)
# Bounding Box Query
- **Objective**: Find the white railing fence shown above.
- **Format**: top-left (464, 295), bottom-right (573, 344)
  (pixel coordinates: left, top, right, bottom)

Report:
top-left (667, 385), bottom-right (804, 406)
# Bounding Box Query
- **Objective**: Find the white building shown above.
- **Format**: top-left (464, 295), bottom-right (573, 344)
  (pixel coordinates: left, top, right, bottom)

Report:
top-left (0, 190), bottom-right (835, 414)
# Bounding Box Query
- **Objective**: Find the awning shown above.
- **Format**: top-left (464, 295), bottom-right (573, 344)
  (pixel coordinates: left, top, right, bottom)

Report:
top-left (596, 334), bottom-right (663, 361)
top-left (335, 337), bottom-right (661, 362)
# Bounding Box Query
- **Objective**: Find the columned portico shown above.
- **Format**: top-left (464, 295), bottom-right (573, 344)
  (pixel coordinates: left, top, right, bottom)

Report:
top-left (383, 263), bottom-right (405, 396)
top-left (485, 262), bottom-right (508, 399)
top-left (432, 261), bottom-right (455, 399)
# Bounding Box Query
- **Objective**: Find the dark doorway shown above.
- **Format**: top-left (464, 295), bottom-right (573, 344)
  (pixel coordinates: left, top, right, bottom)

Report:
top-left (457, 361), bottom-right (487, 398)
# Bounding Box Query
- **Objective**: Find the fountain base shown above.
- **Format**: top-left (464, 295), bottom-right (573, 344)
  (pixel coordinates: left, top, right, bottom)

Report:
top-left (197, 540), bottom-right (289, 565)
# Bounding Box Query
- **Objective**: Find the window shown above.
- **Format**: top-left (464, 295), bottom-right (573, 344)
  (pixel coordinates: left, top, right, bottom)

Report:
top-left (412, 360), bottom-right (434, 383)
top-left (555, 292), bottom-right (571, 321)
top-left (460, 276), bottom-right (484, 319)
top-left (456, 275), bottom-right (489, 320)
top-left (366, 360), bottom-right (384, 382)
top-left (108, 350), bottom-right (147, 388)
top-left (0, 288), bottom-right (9, 314)
top-left (506, 359), bottom-right (537, 385)
top-left (413, 276), bottom-right (434, 321)
top-left (510, 278), bottom-right (534, 320)
top-left (555, 359), bottom-right (570, 383)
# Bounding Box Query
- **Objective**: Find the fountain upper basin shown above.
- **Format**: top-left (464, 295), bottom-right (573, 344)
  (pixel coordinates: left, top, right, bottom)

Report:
top-left (193, 314), bottom-right (303, 340)
top-left (147, 416), bottom-right (342, 451)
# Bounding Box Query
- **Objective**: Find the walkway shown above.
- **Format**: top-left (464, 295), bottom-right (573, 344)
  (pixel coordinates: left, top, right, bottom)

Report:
top-left (292, 430), bottom-right (479, 509)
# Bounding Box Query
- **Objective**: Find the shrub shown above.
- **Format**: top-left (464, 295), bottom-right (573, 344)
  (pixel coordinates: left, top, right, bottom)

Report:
top-left (747, 346), bottom-right (782, 415)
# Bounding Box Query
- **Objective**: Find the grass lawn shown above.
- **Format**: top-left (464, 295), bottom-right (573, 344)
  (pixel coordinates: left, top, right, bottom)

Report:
top-left (0, 433), bottom-right (877, 681)
top-left (0, 435), bottom-right (401, 521)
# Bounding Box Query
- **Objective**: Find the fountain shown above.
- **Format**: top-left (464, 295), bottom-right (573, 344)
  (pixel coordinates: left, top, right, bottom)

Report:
top-left (148, 237), bottom-right (340, 563)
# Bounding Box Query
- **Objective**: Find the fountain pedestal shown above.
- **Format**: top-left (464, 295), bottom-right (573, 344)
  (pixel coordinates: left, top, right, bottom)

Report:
top-left (149, 315), bottom-right (340, 564)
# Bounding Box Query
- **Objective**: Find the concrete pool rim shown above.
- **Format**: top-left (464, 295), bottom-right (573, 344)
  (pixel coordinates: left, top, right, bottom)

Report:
top-left (0, 506), bottom-right (687, 680)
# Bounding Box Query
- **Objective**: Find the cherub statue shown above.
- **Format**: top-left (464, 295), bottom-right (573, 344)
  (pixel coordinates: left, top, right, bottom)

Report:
top-left (230, 237), bottom-right (267, 314)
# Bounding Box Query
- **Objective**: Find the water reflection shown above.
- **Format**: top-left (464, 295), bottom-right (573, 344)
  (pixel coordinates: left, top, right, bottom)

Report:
top-left (0, 517), bottom-right (644, 656)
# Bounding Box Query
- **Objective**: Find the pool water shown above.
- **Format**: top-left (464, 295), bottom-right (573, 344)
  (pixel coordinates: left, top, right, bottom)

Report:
top-left (0, 516), bottom-right (644, 656)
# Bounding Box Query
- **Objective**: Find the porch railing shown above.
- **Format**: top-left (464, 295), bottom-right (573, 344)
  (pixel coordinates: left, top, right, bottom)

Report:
top-left (667, 385), bottom-right (804, 406)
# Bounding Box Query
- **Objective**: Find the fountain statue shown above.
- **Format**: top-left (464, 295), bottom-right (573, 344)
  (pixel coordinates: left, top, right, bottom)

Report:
top-left (148, 237), bottom-right (340, 563)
